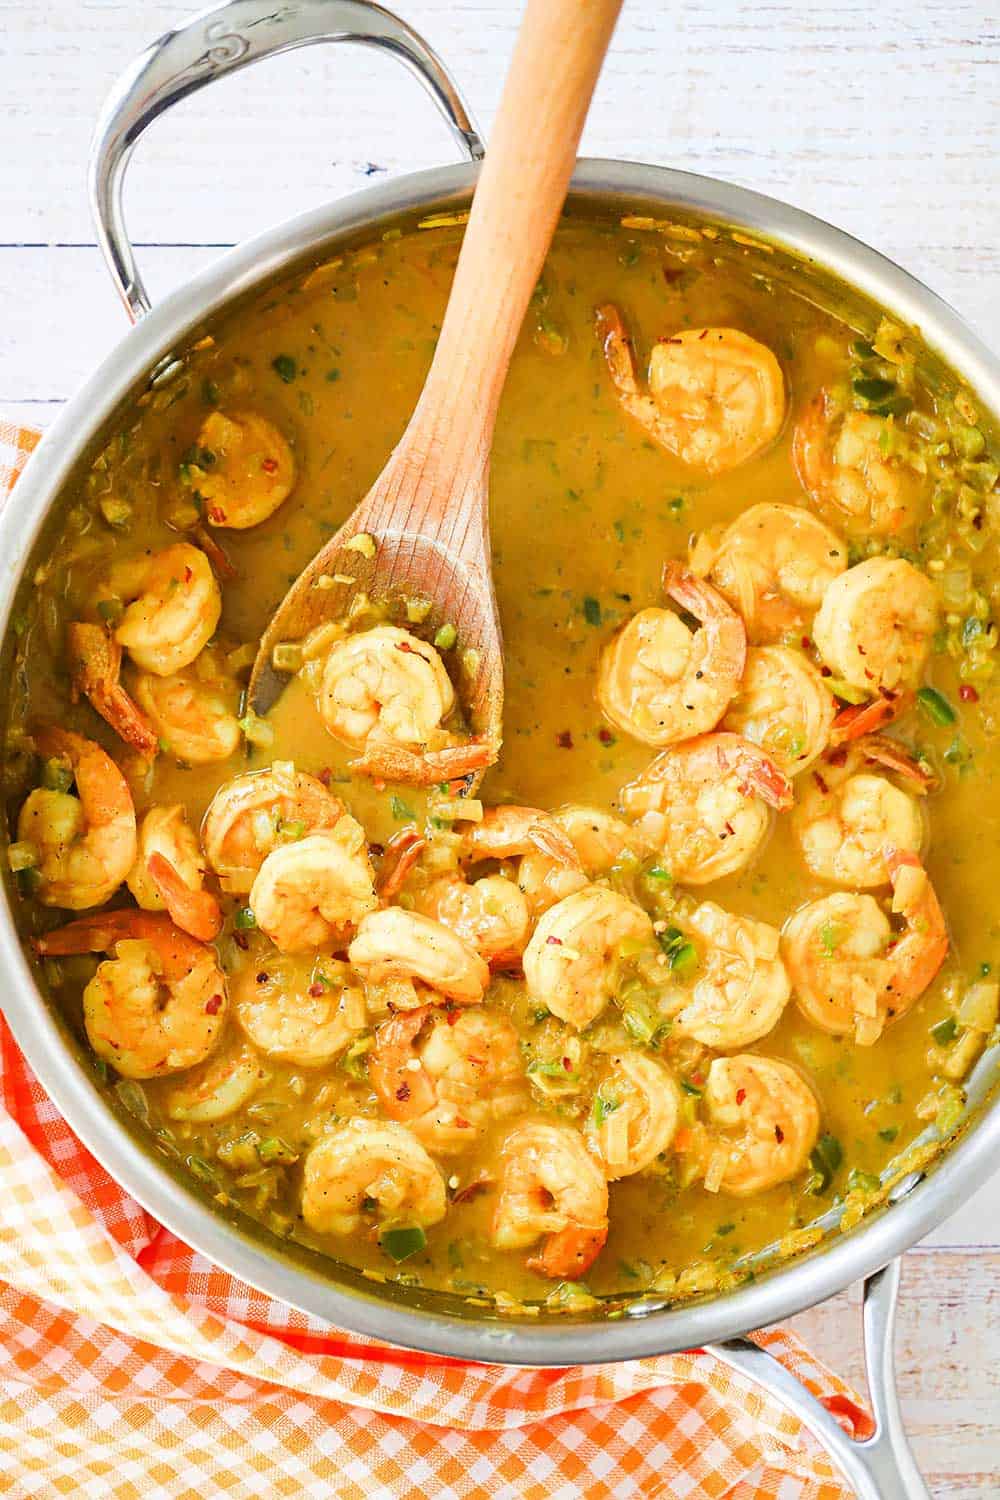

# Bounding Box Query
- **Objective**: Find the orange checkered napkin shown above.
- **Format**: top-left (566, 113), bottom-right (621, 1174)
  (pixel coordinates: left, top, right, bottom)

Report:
top-left (0, 416), bottom-right (861, 1500)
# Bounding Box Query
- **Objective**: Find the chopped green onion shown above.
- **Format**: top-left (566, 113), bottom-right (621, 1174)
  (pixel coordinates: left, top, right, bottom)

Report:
top-left (380, 1225), bottom-right (427, 1262)
top-left (930, 1016), bottom-right (959, 1045)
top-left (853, 376), bottom-right (896, 403)
top-left (271, 354), bottom-right (297, 383)
top-left (846, 1168), bottom-right (881, 1195)
top-left (238, 711), bottom-right (275, 747)
top-left (645, 866), bottom-right (673, 884)
top-left (804, 1133), bottom-right (843, 1194)
top-left (234, 907), bottom-right (257, 931)
top-left (878, 1126), bottom-right (899, 1143)
top-left (917, 687), bottom-right (956, 727)
top-left (668, 941), bottom-right (698, 977)
top-left (582, 596), bottom-right (602, 627)
top-left (592, 1089), bottom-right (621, 1128)
top-left (433, 622), bottom-right (457, 651)
top-left (680, 1078), bottom-right (702, 1097)
top-left (390, 795), bottom-right (416, 822)
top-left (256, 1137), bottom-right (299, 1165)
top-left (342, 1034), bottom-right (373, 1081)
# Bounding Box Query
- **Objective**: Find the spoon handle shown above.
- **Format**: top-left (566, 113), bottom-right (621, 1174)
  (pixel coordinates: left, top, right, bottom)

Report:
top-left (382, 0), bottom-right (624, 535)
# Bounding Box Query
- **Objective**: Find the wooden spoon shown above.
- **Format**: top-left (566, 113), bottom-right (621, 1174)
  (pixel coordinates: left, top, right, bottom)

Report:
top-left (249, 0), bottom-right (624, 784)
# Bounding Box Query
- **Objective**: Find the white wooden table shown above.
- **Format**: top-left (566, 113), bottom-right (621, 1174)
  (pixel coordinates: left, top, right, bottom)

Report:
top-left (1, 2), bottom-right (997, 1493)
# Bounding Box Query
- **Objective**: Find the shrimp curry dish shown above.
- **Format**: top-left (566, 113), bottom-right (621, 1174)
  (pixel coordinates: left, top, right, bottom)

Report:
top-left (6, 207), bottom-right (1000, 1314)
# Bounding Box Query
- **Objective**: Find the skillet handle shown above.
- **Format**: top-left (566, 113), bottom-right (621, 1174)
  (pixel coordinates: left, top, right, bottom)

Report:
top-left (708, 1258), bottom-right (931, 1500)
top-left (88, 0), bottom-right (484, 322)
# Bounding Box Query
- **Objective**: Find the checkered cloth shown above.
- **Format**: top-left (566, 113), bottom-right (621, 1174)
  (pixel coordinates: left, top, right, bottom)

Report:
top-left (0, 416), bottom-right (862, 1500)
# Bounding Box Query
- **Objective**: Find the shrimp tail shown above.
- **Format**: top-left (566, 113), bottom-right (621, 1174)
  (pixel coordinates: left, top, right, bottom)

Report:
top-left (830, 691), bottom-right (908, 747)
top-left (66, 623), bottom-right (159, 756)
top-left (191, 524), bottom-right (238, 581)
top-left (377, 828), bottom-right (427, 904)
top-left (368, 1005), bottom-right (437, 1121)
top-left (884, 846), bottom-right (949, 999)
top-left (726, 742), bottom-right (793, 810)
top-left (526, 1223), bottom-right (607, 1279)
top-left (146, 851), bottom-right (223, 942)
top-left (33, 908), bottom-right (166, 957)
top-left (595, 303), bottom-right (641, 399)
top-left (862, 732), bottom-right (937, 793)
top-left (350, 736), bottom-right (497, 788)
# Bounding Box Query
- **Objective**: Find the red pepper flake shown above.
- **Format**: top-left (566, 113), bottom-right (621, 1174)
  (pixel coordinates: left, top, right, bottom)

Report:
top-left (453, 1116), bottom-right (471, 1129)
top-left (557, 730), bottom-right (574, 749)
top-left (801, 636), bottom-right (811, 650)
top-left (318, 767), bottom-right (333, 787)
top-left (598, 727), bottom-right (614, 745)
top-left (208, 506), bottom-right (225, 524)
top-left (812, 771), bottom-right (829, 795)
top-left (395, 1082), bottom-right (411, 1102)
top-left (396, 641), bottom-right (414, 654)
top-left (692, 1072), bottom-right (705, 1086)
top-left (774, 1124), bottom-right (785, 1143)
top-left (261, 456), bottom-right (279, 474)
top-left (826, 746), bottom-right (848, 767)
top-left (546, 935), bottom-right (563, 946)
top-left (450, 1173), bottom-right (494, 1205)
top-left (184, 566), bottom-right (193, 583)
top-left (960, 685), bottom-right (979, 703)
top-left (736, 1088), bottom-right (746, 1105)
top-left (444, 1006), bottom-right (460, 1026)
top-left (723, 820), bottom-right (735, 837)
top-left (820, 665), bottom-right (832, 677)
top-left (233, 931), bottom-right (249, 951)
top-left (562, 1056), bottom-right (572, 1070)
top-left (204, 993), bottom-right (223, 1015)
top-left (308, 982), bottom-right (325, 997)
top-left (256, 971), bottom-right (269, 984)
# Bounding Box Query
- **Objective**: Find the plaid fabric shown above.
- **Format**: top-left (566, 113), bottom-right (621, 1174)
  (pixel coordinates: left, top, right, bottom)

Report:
top-left (0, 415), bottom-right (860, 1499)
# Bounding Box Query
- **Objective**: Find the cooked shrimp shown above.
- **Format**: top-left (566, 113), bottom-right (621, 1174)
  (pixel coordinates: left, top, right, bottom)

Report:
top-left (463, 805), bottom-right (587, 918)
top-left (194, 409), bottom-right (296, 529)
top-left (317, 625), bottom-right (489, 785)
top-left (108, 543), bottom-right (221, 676)
top-left (249, 821), bottom-right (377, 954)
top-left (202, 765), bottom-right (345, 894)
top-left (782, 848), bottom-right (948, 1043)
top-left (127, 804), bottom-right (221, 941)
top-left (697, 1055), bottom-right (820, 1196)
top-left (522, 885), bottom-right (654, 1030)
top-left (812, 557), bottom-right (938, 694)
top-left (722, 645), bottom-right (835, 775)
top-left (66, 622), bottom-right (158, 755)
top-left (672, 903), bottom-right (790, 1049)
top-left (597, 564), bottom-right (746, 745)
top-left (516, 804), bottom-right (643, 917)
top-left (370, 1005), bottom-right (525, 1155)
top-left (587, 1052), bottom-right (681, 1179)
top-left (35, 910), bottom-right (226, 1079)
top-left (302, 1118), bottom-right (446, 1237)
top-left (620, 733), bottom-right (792, 886)
top-left (699, 503), bottom-right (848, 643)
top-left (232, 952), bottom-right (366, 1065)
top-left (18, 727), bottom-right (136, 909)
top-left (596, 306), bottom-right (785, 474)
top-left (492, 1119), bottom-right (608, 1277)
top-left (163, 1038), bottom-right (266, 1122)
top-left (793, 742), bottom-right (924, 888)
top-left (348, 907), bottom-right (490, 1005)
top-left (132, 658), bottom-right (241, 765)
top-left (794, 394), bottom-right (924, 536)
top-left (414, 874), bottom-right (532, 966)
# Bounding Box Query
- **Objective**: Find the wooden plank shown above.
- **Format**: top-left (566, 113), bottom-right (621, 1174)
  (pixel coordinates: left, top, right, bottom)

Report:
top-left (789, 1249), bottom-right (1000, 1494)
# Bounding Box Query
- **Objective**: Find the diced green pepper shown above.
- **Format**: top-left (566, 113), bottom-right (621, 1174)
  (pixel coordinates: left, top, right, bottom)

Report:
top-left (380, 1225), bottom-right (427, 1262)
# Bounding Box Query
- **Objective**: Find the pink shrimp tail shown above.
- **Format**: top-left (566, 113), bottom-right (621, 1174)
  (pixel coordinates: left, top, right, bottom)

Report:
top-left (146, 852), bottom-right (222, 942)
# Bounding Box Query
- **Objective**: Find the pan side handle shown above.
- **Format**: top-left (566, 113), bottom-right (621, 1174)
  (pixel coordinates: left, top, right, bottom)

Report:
top-left (88, 0), bottom-right (484, 322)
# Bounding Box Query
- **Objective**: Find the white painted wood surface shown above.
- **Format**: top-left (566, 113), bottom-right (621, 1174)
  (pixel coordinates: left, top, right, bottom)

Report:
top-left (1, 1), bottom-right (997, 1493)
